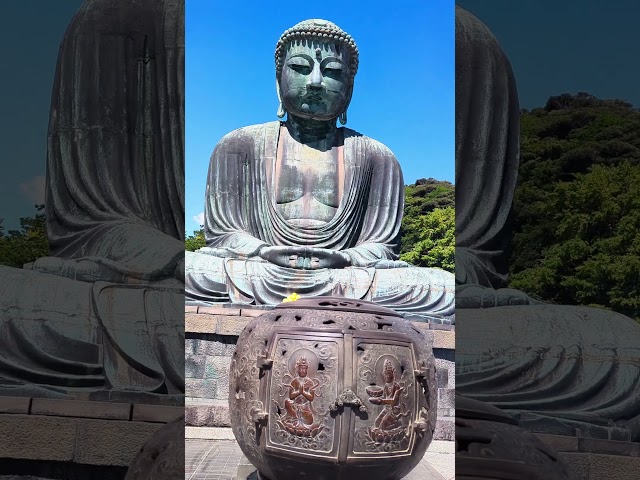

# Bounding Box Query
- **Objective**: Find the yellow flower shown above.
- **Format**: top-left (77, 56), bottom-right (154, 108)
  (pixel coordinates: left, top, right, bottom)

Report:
top-left (282, 292), bottom-right (300, 303)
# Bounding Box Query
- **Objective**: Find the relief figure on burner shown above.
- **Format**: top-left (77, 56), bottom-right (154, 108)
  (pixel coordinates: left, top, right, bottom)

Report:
top-left (281, 354), bottom-right (324, 437)
top-left (366, 357), bottom-right (411, 441)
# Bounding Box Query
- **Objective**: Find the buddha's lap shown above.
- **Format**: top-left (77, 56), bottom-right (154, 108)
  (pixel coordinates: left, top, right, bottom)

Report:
top-left (0, 265), bottom-right (95, 329)
top-left (185, 250), bottom-right (454, 292)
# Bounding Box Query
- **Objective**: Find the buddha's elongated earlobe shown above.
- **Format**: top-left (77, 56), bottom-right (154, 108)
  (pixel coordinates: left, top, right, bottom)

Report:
top-left (276, 80), bottom-right (286, 118)
top-left (339, 87), bottom-right (353, 125)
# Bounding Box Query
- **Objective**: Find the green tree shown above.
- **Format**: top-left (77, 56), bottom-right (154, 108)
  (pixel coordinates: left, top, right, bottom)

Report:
top-left (510, 93), bottom-right (640, 321)
top-left (185, 227), bottom-right (205, 251)
top-left (400, 206), bottom-right (454, 272)
top-left (400, 178), bottom-right (454, 258)
top-left (0, 205), bottom-right (50, 268)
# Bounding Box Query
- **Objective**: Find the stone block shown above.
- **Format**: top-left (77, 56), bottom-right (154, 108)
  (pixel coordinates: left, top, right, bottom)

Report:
top-left (0, 414), bottom-right (76, 461)
top-left (437, 407), bottom-right (455, 417)
top-left (186, 354), bottom-right (207, 379)
top-left (185, 401), bottom-right (231, 427)
top-left (438, 388), bottom-right (455, 409)
top-left (131, 404), bottom-right (184, 423)
top-left (186, 313), bottom-right (218, 334)
top-left (0, 395), bottom-right (31, 414)
top-left (31, 398), bottom-right (130, 420)
top-left (202, 336), bottom-right (238, 356)
top-left (588, 453), bottom-right (640, 480)
top-left (217, 316), bottom-right (251, 336)
top-left (186, 378), bottom-right (218, 400)
top-left (434, 358), bottom-right (455, 388)
top-left (204, 355), bottom-right (232, 381)
top-left (429, 323), bottom-right (453, 331)
top-left (217, 377), bottom-right (230, 401)
top-left (558, 453), bottom-right (590, 480)
top-left (199, 306), bottom-right (241, 316)
top-left (435, 367), bottom-right (449, 388)
top-left (434, 416), bottom-right (454, 441)
top-left (536, 433), bottom-right (579, 452)
top-left (579, 438), bottom-right (640, 457)
top-left (432, 330), bottom-right (455, 349)
top-left (240, 308), bottom-right (269, 317)
top-left (73, 418), bottom-right (161, 466)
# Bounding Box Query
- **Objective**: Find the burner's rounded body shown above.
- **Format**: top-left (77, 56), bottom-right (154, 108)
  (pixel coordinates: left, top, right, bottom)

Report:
top-left (229, 298), bottom-right (438, 480)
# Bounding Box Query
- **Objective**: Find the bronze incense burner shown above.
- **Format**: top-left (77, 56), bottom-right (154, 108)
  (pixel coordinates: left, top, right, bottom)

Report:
top-left (229, 297), bottom-right (437, 480)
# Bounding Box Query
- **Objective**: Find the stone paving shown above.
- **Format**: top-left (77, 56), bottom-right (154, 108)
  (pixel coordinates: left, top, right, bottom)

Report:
top-left (185, 436), bottom-right (454, 480)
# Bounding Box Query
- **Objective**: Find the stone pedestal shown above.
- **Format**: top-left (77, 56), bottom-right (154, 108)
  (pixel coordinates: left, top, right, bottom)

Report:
top-left (185, 305), bottom-right (455, 440)
top-left (537, 433), bottom-right (640, 480)
top-left (0, 397), bottom-right (183, 478)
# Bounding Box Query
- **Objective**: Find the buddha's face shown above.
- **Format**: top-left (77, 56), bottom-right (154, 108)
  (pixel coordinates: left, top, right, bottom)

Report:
top-left (279, 39), bottom-right (351, 120)
top-left (384, 368), bottom-right (395, 383)
top-left (298, 364), bottom-right (308, 377)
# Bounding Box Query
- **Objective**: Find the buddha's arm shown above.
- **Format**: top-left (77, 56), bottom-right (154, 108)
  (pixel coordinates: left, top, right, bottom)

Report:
top-left (204, 230), bottom-right (269, 258)
top-left (342, 243), bottom-right (399, 267)
top-left (341, 145), bottom-right (405, 267)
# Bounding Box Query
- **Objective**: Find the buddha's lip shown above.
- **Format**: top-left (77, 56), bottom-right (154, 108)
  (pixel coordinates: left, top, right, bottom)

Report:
top-left (302, 93), bottom-right (324, 103)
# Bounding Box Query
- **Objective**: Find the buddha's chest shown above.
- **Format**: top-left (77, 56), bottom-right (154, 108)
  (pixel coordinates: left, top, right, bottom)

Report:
top-left (274, 142), bottom-right (343, 226)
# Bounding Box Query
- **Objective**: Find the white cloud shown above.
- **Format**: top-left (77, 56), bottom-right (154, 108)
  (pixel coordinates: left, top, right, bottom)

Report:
top-left (19, 175), bottom-right (46, 205)
top-left (193, 212), bottom-right (205, 226)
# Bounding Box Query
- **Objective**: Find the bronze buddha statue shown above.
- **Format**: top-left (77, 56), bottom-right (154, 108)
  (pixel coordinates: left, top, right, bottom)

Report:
top-left (185, 19), bottom-right (455, 323)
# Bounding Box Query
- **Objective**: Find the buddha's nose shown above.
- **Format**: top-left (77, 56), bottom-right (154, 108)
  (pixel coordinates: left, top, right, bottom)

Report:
top-left (307, 65), bottom-right (324, 90)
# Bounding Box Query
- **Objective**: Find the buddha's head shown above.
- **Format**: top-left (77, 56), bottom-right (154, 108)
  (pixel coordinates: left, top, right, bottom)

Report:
top-left (275, 19), bottom-right (359, 124)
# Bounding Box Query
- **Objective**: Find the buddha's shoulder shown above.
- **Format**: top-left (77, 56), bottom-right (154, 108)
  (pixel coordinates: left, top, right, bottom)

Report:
top-left (343, 128), bottom-right (399, 163)
top-left (215, 121), bottom-right (280, 146)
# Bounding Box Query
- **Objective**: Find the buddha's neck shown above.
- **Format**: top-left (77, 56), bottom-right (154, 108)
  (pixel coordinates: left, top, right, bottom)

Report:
top-left (285, 114), bottom-right (338, 146)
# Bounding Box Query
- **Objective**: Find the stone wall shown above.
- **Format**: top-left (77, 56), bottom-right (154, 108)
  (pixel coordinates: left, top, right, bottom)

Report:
top-left (184, 306), bottom-right (455, 440)
top-left (0, 396), bottom-right (183, 476)
top-left (537, 434), bottom-right (640, 480)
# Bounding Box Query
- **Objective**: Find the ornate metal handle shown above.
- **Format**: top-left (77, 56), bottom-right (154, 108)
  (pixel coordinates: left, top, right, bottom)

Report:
top-left (413, 419), bottom-right (429, 437)
top-left (414, 360), bottom-right (430, 381)
top-left (250, 407), bottom-right (268, 428)
top-left (256, 352), bottom-right (273, 370)
top-left (330, 388), bottom-right (370, 414)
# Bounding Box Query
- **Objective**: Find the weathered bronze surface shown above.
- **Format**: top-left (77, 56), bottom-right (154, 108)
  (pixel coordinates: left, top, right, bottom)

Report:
top-left (185, 18), bottom-right (454, 323)
top-left (229, 297), bottom-right (437, 480)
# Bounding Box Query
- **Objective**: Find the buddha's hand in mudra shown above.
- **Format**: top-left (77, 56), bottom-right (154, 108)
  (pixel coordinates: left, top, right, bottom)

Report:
top-left (258, 246), bottom-right (351, 270)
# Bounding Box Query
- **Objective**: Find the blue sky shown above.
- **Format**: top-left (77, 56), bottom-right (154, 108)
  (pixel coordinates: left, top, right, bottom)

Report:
top-left (0, 1), bottom-right (84, 230)
top-left (185, 0), bottom-right (455, 233)
top-left (457, 1), bottom-right (640, 109)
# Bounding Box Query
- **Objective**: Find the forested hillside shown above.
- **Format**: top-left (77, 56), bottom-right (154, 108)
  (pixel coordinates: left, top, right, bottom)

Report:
top-left (399, 178), bottom-right (454, 272)
top-left (0, 205), bottom-right (49, 268)
top-left (509, 93), bottom-right (640, 321)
